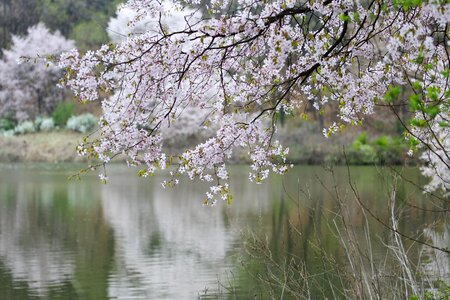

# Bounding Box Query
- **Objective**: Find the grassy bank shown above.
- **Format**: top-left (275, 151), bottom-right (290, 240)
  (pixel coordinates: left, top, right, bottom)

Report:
top-left (0, 132), bottom-right (85, 163)
top-left (0, 129), bottom-right (417, 165)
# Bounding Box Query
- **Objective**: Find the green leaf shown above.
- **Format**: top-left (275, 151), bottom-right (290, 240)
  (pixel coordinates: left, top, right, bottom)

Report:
top-left (338, 13), bottom-right (350, 22)
top-left (412, 81), bottom-right (422, 91)
top-left (410, 118), bottom-right (427, 127)
top-left (226, 194), bottom-right (233, 205)
top-left (409, 94), bottom-right (421, 111)
top-left (384, 86), bottom-right (402, 102)
top-left (426, 86), bottom-right (440, 101)
top-left (425, 105), bottom-right (439, 119)
top-left (413, 52), bottom-right (424, 64)
top-left (408, 137), bottom-right (420, 148)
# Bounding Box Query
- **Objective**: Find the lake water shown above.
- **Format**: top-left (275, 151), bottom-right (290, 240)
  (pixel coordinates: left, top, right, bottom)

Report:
top-left (0, 164), bottom-right (448, 299)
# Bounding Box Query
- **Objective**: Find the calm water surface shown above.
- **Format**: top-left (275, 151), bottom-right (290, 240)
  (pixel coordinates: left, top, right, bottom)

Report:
top-left (0, 164), bottom-right (447, 299)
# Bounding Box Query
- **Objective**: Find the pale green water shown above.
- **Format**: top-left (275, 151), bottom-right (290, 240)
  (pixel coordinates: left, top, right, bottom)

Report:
top-left (0, 164), bottom-right (447, 299)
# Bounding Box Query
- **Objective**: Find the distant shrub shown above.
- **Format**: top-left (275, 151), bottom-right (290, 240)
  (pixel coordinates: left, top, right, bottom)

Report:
top-left (373, 135), bottom-right (406, 164)
top-left (34, 116), bottom-right (44, 131)
top-left (357, 144), bottom-right (378, 164)
top-left (52, 102), bottom-right (75, 127)
top-left (352, 132), bottom-right (368, 149)
top-left (29, 116), bottom-right (55, 132)
top-left (39, 118), bottom-right (55, 132)
top-left (66, 114), bottom-right (97, 133)
top-left (373, 135), bottom-right (389, 148)
top-left (0, 118), bottom-right (15, 131)
top-left (348, 133), bottom-right (407, 165)
top-left (15, 121), bottom-right (36, 135)
top-left (1, 130), bottom-right (15, 137)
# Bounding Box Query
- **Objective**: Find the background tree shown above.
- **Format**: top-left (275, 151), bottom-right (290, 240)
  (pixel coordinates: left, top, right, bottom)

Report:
top-left (0, 0), bottom-right (123, 53)
top-left (0, 23), bottom-right (74, 122)
top-left (37, 0), bottom-right (123, 50)
top-left (107, 3), bottom-right (212, 147)
top-left (0, 0), bottom-right (39, 51)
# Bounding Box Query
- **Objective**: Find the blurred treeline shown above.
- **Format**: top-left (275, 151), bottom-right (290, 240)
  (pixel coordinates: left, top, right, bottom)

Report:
top-left (0, 0), bottom-right (122, 52)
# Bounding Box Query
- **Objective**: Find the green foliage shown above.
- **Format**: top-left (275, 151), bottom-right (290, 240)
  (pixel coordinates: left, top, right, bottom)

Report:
top-left (338, 13), bottom-right (350, 22)
top-left (384, 85), bottom-right (402, 103)
top-left (393, 0), bottom-right (423, 10)
top-left (36, 0), bottom-right (123, 49)
top-left (390, 82), bottom-right (447, 145)
top-left (426, 86), bottom-right (441, 101)
top-left (425, 105), bottom-right (440, 119)
top-left (409, 94), bottom-right (421, 111)
top-left (373, 135), bottom-right (389, 147)
top-left (52, 102), bottom-right (75, 127)
top-left (407, 137), bottom-right (420, 150)
top-left (69, 18), bottom-right (109, 51)
top-left (352, 132), bottom-right (368, 148)
top-left (0, 118), bottom-right (15, 131)
top-left (409, 283), bottom-right (450, 300)
top-left (348, 132), bottom-right (407, 165)
top-left (347, 144), bottom-right (378, 164)
top-left (66, 113), bottom-right (97, 133)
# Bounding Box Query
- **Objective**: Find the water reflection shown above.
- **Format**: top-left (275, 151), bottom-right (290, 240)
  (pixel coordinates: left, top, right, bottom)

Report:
top-left (0, 164), bottom-right (274, 299)
top-left (0, 175), bottom-right (75, 296)
top-left (102, 167), bottom-right (272, 299)
top-left (0, 164), bottom-right (447, 299)
top-left (0, 165), bottom-right (111, 299)
top-left (421, 224), bottom-right (450, 283)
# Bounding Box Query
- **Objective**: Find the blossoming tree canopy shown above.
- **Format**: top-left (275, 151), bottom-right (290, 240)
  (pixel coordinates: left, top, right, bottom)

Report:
top-left (59, 0), bottom-right (450, 202)
top-left (0, 23), bottom-right (74, 121)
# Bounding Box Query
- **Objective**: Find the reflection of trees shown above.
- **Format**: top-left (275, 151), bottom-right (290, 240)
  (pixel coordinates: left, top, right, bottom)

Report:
top-left (0, 165), bottom-right (275, 299)
top-left (0, 168), bottom-right (112, 299)
top-left (101, 167), bottom-right (272, 299)
top-left (242, 166), bottom-right (447, 298)
top-left (420, 225), bottom-right (449, 284)
top-left (0, 180), bottom-right (75, 296)
top-left (2, 165), bottom-right (440, 299)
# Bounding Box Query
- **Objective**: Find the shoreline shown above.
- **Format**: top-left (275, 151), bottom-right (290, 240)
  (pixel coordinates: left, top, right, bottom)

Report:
top-left (0, 132), bottom-right (416, 166)
top-left (0, 132), bottom-right (85, 163)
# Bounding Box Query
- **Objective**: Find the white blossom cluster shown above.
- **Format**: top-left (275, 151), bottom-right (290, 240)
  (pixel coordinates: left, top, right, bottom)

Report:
top-left (58, 0), bottom-right (450, 200)
top-left (416, 114), bottom-right (450, 196)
